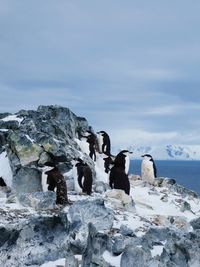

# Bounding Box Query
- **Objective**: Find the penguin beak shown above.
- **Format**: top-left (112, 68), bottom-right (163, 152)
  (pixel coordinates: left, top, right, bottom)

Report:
top-left (129, 151), bottom-right (133, 154)
top-left (141, 155), bottom-right (144, 157)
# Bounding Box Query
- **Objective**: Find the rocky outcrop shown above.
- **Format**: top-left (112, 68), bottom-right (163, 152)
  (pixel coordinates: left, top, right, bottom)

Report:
top-left (0, 105), bottom-right (94, 196)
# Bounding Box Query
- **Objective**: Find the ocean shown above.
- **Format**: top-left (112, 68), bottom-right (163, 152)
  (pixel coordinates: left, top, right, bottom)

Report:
top-left (129, 160), bottom-right (200, 195)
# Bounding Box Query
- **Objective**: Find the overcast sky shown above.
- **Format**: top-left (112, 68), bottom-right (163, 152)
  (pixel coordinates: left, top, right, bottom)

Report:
top-left (0, 1), bottom-right (200, 148)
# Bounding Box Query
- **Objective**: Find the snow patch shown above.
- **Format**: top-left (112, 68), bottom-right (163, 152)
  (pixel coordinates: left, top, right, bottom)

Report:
top-left (151, 245), bottom-right (164, 257)
top-left (0, 151), bottom-right (13, 187)
top-left (39, 258), bottom-right (65, 267)
top-left (1, 114), bottom-right (23, 124)
top-left (103, 251), bottom-right (121, 267)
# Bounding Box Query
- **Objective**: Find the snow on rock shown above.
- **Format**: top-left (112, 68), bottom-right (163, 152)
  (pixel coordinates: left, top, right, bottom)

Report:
top-left (0, 151), bottom-right (13, 187)
top-left (1, 114), bottom-right (23, 124)
top-left (103, 251), bottom-right (121, 267)
top-left (39, 258), bottom-right (65, 267)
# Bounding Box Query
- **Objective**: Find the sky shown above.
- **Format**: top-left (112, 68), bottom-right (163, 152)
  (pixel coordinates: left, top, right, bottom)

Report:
top-left (0, 1), bottom-right (200, 148)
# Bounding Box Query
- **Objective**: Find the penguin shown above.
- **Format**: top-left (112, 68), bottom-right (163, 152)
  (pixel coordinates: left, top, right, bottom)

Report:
top-left (82, 131), bottom-right (97, 161)
top-left (141, 154), bottom-right (157, 184)
top-left (0, 177), bottom-right (7, 187)
top-left (44, 161), bottom-right (69, 205)
top-left (102, 153), bottom-right (114, 173)
top-left (114, 150), bottom-right (133, 175)
top-left (97, 131), bottom-right (111, 155)
top-left (72, 158), bottom-right (93, 195)
top-left (109, 150), bottom-right (132, 195)
top-left (109, 166), bottom-right (130, 195)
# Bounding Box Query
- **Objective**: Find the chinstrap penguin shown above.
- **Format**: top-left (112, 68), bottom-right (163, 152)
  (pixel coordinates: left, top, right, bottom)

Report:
top-left (44, 161), bottom-right (69, 205)
top-left (97, 131), bottom-right (111, 155)
top-left (72, 158), bottom-right (93, 195)
top-left (114, 150), bottom-right (133, 174)
top-left (82, 131), bottom-right (97, 161)
top-left (109, 150), bottom-right (132, 195)
top-left (141, 154), bottom-right (157, 185)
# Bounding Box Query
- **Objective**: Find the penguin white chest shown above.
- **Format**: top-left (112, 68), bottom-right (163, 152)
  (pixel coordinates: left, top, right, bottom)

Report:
top-left (73, 166), bottom-right (82, 194)
top-left (141, 160), bottom-right (155, 184)
top-left (97, 134), bottom-right (103, 153)
top-left (125, 155), bottom-right (130, 174)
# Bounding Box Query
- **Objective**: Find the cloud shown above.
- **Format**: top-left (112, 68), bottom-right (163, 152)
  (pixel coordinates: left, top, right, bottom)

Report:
top-left (0, 1), bottom-right (200, 148)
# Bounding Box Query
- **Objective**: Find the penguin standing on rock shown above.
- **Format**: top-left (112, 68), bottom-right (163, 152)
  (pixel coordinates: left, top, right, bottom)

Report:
top-left (114, 150), bottom-right (133, 174)
top-left (109, 150), bottom-right (133, 195)
top-left (97, 131), bottom-right (111, 155)
top-left (82, 131), bottom-right (97, 161)
top-left (72, 158), bottom-right (93, 195)
top-left (141, 154), bottom-right (157, 185)
top-left (44, 162), bottom-right (69, 205)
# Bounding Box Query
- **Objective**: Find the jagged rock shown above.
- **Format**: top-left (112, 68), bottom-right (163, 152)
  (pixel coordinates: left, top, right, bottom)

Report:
top-left (68, 199), bottom-right (114, 232)
top-left (0, 214), bottom-right (70, 267)
top-left (18, 191), bottom-right (56, 210)
top-left (121, 246), bottom-right (152, 267)
top-left (190, 217), bottom-right (200, 230)
top-left (82, 223), bottom-right (110, 267)
top-left (0, 227), bottom-right (20, 247)
top-left (112, 236), bottom-right (126, 255)
top-left (8, 132), bottom-right (43, 166)
top-left (0, 120), bottom-right (20, 130)
top-left (13, 167), bottom-right (42, 195)
top-left (180, 201), bottom-right (192, 212)
top-left (120, 225), bottom-right (136, 237)
top-left (65, 252), bottom-right (79, 267)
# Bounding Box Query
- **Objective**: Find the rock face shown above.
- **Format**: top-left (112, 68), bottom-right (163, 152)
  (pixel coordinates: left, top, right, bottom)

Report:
top-left (0, 105), bottom-right (94, 195)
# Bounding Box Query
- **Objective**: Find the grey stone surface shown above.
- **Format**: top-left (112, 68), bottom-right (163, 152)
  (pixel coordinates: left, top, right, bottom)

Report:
top-left (190, 217), bottom-right (200, 230)
top-left (68, 199), bottom-right (114, 232)
top-left (120, 246), bottom-right (152, 267)
top-left (13, 167), bottom-right (42, 195)
top-left (18, 191), bottom-right (56, 210)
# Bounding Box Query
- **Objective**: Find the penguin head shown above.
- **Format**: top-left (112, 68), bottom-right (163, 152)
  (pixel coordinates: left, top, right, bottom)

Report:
top-left (97, 130), bottom-right (107, 136)
top-left (141, 154), bottom-right (153, 161)
top-left (121, 150), bottom-right (133, 157)
top-left (72, 157), bottom-right (87, 167)
top-left (43, 161), bottom-right (57, 172)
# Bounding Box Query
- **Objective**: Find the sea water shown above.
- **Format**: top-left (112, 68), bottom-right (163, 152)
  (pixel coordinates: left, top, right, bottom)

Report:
top-left (129, 160), bottom-right (200, 195)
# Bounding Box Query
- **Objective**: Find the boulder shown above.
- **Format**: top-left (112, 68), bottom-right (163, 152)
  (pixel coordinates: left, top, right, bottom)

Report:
top-left (18, 191), bottom-right (56, 210)
top-left (121, 246), bottom-right (152, 267)
top-left (13, 167), bottom-right (42, 195)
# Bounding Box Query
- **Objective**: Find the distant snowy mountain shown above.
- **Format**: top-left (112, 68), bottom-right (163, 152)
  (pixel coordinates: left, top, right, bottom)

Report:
top-left (113, 145), bottom-right (200, 160)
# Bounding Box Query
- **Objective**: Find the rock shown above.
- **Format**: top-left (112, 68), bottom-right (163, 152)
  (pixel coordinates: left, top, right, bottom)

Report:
top-left (168, 216), bottom-right (190, 231)
top-left (121, 246), bottom-right (152, 267)
top-left (18, 191), bottom-right (56, 210)
top-left (65, 253), bottom-right (79, 267)
top-left (0, 227), bottom-right (20, 247)
top-left (13, 167), bottom-right (42, 195)
top-left (120, 225), bottom-right (136, 237)
top-left (0, 120), bottom-right (20, 130)
top-left (161, 178), bottom-right (176, 187)
top-left (93, 181), bottom-right (111, 194)
top-left (82, 223), bottom-right (110, 267)
top-left (161, 194), bottom-right (168, 202)
top-left (8, 132), bottom-right (43, 166)
top-left (68, 199), bottom-right (114, 232)
top-left (112, 236), bottom-right (126, 255)
top-left (180, 201), bottom-right (192, 212)
top-left (104, 190), bottom-right (135, 211)
top-left (190, 217), bottom-right (200, 230)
